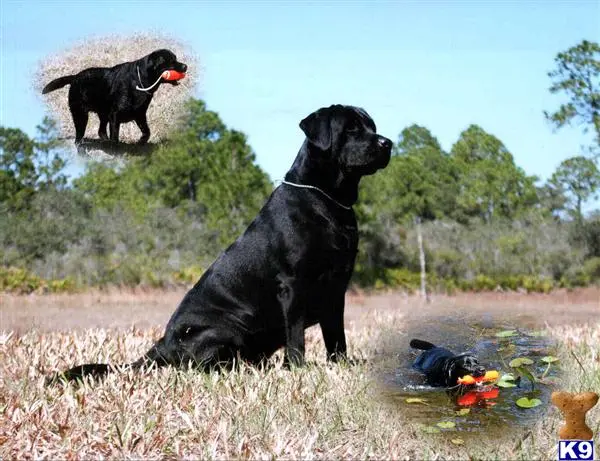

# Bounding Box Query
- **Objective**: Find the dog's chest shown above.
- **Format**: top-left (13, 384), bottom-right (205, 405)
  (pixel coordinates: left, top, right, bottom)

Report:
top-left (315, 223), bottom-right (358, 281)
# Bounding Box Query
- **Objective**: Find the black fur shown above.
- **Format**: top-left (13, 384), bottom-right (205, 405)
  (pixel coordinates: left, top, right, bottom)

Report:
top-left (410, 338), bottom-right (486, 387)
top-left (42, 49), bottom-right (187, 146)
top-left (47, 104), bottom-right (393, 385)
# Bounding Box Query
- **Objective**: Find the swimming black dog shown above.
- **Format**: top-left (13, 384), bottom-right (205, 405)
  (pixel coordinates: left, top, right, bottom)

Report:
top-left (47, 104), bottom-right (393, 384)
top-left (42, 49), bottom-right (187, 145)
top-left (410, 339), bottom-right (486, 387)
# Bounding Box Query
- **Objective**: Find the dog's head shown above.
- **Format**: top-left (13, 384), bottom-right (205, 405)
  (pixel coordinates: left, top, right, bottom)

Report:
top-left (299, 105), bottom-right (392, 177)
top-left (447, 354), bottom-right (486, 385)
top-left (146, 49), bottom-right (188, 86)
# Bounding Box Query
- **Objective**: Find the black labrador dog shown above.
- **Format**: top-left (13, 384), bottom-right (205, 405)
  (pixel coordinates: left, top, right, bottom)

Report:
top-left (410, 339), bottom-right (486, 387)
top-left (48, 104), bottom-right (393, 384)
top-left (42, 49), bottom-right (187, 146)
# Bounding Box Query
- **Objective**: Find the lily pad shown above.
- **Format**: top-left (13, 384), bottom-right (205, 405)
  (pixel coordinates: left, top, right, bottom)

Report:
top-left (516, 397), bottom-right (542, 409)
top-left (405, 398), bottom-right (428, 404)
top-left (541, 356), bottom-right (559, 363)
top-left (497, 373), bottom-right (518, 387)
top-left (421, 425), bottom-right (441, 434)
top-left (529, 330), bottom-right (547, 337)
top-left (497, 380), bottom-right (517, 388)
top-left (509, 357), bottom-right (534, 367)
top-left (455, 408), bottom-right (470, 416)
top-left (436, 421), bottom-right (456, 429)
top-left (496, 330), bottom-right (518, 338)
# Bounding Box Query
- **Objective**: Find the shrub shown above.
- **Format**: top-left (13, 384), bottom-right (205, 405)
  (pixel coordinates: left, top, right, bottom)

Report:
top-left (173, 266), bottom-right (205, 285)
top-left (0, 266), bottom-right (75, 294)
top-left (583, 257), bottom-right (600, 281)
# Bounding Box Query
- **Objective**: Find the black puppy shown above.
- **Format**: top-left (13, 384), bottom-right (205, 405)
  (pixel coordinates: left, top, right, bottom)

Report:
top-left (410, 339), bottom-right (486, 387)
top-left (48, 105), bottom-right (393, 384)
top-left (42, 49), bottom-right (187, 145)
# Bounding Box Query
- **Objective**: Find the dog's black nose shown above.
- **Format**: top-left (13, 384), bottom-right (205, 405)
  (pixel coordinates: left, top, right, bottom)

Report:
top-left (473, 367), bottom-right (486, 378)
top-left (377, 136), bottom-right (392, 150)
top-left (181, 64), bottom-right (188, 73)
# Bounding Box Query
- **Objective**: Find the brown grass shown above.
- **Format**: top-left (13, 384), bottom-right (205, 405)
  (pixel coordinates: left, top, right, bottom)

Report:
top-left (3, 287), bottom-right (599, 334)
top-left (1, 290), bottom-right (599, 459)
top-left (34, 32), bottom-right (198, 152)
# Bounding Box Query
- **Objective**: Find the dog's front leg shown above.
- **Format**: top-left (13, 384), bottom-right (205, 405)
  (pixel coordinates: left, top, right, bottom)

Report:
top-left (320, 292), bottom-right (347, 362)
top-left (135, 114), bottom-right (151, 145)
top-left (109, 115), bottom-right (121, 143)
top-left (277, 276), bottom-right (306, 368)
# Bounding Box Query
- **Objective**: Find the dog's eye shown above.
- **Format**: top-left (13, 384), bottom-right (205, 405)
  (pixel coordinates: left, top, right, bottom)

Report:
top-left (347, 123), bottom-right (360, 133)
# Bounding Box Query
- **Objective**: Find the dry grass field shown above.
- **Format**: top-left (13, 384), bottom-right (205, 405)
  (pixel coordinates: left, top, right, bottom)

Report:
top-left (1, 288), bottom-right (599, 459)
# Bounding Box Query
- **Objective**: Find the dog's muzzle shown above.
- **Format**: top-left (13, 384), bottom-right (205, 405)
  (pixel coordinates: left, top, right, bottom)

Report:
top-left (377, 136), bottom-right (392, 150)
top-left (376, 136), bottom-right (392, 167)
top-left (473, 366), bottom-right (486, 378)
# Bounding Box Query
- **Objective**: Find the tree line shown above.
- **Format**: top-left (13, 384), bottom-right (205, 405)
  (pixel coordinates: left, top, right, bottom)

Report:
top-left (1, 40), bottom-right (599, 293)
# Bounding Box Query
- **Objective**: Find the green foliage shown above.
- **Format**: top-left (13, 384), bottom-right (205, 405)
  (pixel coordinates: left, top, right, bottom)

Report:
top-left (74, 100), bottom-right (272, 246)
top-left (495, 330), bottom-right (518, 338)
top-left (0, 266), bottom-right (75, 294)
top-left (583, 256), bottom-right (600, 281)
top-left (1, 90), bottom-right (599, 293)
top-left (544, 39), bottom-right (600, 149)
top-left (509, 357), bottom-right (534, 367)
top-left (559, 266), bottom-right (591, 289)
top-left (549, 156), bottom-right (600, 222)
top-left (515, 397), bottom-right (542, 409)
top-left (386, 124), bottom-right (458, 221)
top-left (497, 374), bottom-right (517, 388)
top-left (172, 266), bottom-right (205, 285)
top-left (580, 214), bottom-right (600, 257)
top-left (450, 125), bottom-right (539, 222)
top-left (0, 118), bottom-right (68, 211)
top-left (1, 188), bottom-right (91, 265)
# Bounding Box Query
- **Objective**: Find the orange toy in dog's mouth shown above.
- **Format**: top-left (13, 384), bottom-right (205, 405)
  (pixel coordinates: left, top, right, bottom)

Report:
top-left (162, 70), bottom-right (186, 81)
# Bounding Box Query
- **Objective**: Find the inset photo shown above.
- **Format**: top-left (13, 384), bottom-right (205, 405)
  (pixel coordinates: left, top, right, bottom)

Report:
top-left (35, 32), bottom-right (198, 159)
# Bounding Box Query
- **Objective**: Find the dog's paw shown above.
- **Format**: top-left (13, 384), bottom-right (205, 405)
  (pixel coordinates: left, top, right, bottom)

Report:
top-left (327, 354), bottom-right (366, 367)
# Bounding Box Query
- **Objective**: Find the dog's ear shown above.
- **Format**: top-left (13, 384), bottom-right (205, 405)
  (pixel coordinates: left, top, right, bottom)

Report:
top-left (299, 107), bottom-right (332, 151)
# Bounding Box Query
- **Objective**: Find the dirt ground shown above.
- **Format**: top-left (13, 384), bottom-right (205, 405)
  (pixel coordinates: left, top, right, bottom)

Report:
top-left (1, 287), bottom-right (598, 335)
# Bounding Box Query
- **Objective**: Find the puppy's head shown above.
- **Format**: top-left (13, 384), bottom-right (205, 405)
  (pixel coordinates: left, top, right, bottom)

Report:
top-left (299, 105), bottom-right (392, 176)
top-left (448, 354), bottom-right (486, 384)
top-left (147, 49), bottom-right (188, 85)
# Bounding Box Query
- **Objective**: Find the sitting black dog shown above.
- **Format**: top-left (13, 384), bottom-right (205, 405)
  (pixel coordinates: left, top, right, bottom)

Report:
top-left (42, 49), bottom-right (187, 146)
top-left (47, 104), bottom-right (393, 384)
top-left (410, 339), bottom-right (486, 387)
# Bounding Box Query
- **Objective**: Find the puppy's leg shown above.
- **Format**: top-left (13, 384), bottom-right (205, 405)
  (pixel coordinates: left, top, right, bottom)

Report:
top-left (98, 115), bottom-right (109, 141)
top-left (70, 106), bottom-right (88, 146)
top-left (135, 114), bottom-right (151, 145)
top-left (320, 293), bottom-right (348, 363)
top-left (277, 277), bottom-right (306, 367)
top-left (68, 92), bottom-right (88, 146)
top-left (109, 114), bottom-right (121, 143)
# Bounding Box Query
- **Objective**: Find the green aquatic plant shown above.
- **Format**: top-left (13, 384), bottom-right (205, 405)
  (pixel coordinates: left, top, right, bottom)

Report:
top-left (495, 330), bottom-right (518, 338)
top-left (515, 397), bottom-right (542, 409)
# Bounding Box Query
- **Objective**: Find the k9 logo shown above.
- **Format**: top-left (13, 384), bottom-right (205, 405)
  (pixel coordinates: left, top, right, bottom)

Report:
top-left (558, 440), bottom-right (595, 461)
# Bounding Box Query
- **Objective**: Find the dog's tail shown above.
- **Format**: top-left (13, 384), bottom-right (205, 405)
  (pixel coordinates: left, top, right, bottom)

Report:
top-left (410, 338), bottom-right (437, 350)
top-left (42, 75), bottom-right (75, 94)
top-left (45, 338), bottom-right (172, 386)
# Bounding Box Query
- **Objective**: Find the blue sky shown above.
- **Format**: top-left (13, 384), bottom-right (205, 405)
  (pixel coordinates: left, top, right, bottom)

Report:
top-left (1, 0), bottom-right (599, 191)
